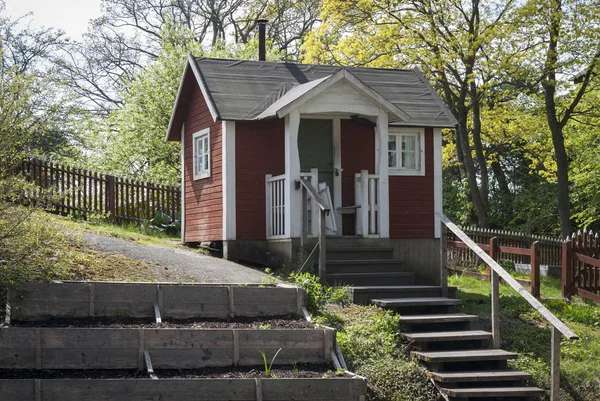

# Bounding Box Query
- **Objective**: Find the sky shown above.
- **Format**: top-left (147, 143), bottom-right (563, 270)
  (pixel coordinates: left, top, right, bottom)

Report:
top-left (4, 0), bottom-right (103, 40)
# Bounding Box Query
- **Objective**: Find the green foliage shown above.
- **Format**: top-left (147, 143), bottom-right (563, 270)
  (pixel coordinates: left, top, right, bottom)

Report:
top-left (288, 272), bottom-right (350, 314)
top-left (317, 305), bottom-right (435, 401)
top-left (258, 348), bottom-right (282, 377)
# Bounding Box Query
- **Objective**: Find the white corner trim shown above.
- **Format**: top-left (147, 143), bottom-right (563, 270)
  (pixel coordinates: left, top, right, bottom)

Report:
top-left (284, 109), bottom-right (301, 238)
top-left (222, 121), bottom-right (236, 240)
top-left (333, 118), bottom-right (342, 233)
top-left (180, 123), bottom-right (186, 243)
top-left (388, 127), bottom-right (426, 177)
top-left (376, 108), bottom-right (390, 238)
top-left (433, 128), bottom-right (443, 238)
top-left (192, 128), bottom-right (211, 181)
top-left (187, 54), bottom-right (219, 122)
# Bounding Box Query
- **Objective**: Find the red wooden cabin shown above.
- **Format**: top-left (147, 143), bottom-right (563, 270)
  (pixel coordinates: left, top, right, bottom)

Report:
top-left (166, 55), bottom-right (457, 285)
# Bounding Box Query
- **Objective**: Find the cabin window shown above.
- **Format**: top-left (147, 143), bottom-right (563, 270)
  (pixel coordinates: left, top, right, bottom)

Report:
top-left (388, 128), bottom-right (425, 176)
top-left (193, 128), bottom-right (210, 180)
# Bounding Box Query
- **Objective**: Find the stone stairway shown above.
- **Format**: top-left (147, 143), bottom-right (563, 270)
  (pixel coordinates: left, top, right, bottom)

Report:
top-left (326, 244), bottom-right (545, 401)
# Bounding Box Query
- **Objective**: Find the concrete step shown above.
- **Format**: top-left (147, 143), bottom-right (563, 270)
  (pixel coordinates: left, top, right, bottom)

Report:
top-left (327, 272), bottom-right (414, 286)
top-left (403, 330), bottom-right (493, 343)
top-left (399, 313), bottom-right (478, 325)
top-left (431, 370), bottom-right (532, 383)
top-left (326, 246), bottom-right (395, 260)
top-left (327, 259), bottom-right (404, 274)
top-left (442, 386), bottom-right (545, 399)
top-left (412, 349), bottom-right (518, 364)
top-left (350, 285), bottom-right (440, 304)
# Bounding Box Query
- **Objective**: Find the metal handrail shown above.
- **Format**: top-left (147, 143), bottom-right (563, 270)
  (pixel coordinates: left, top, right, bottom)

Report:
top-left (298, 177), bottom-right (330, 213)
top-left (438, 213), bottom-right (577, 401)
top-left (438, 213), bottom-right (577, 340)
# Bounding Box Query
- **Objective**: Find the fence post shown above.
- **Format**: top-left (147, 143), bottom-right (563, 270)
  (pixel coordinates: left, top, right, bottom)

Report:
top-left (489, 237), bottom-right (501, 349)
top-left (562, 240), bottom-right (572, 300)
top-left (531, 241), bottom-right (541, 298)
top-left (106, 175), bottom-right (116, 221)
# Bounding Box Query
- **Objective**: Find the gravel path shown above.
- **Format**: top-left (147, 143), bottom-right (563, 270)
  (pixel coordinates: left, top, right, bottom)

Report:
top-left (83, 232), bottom-right (269, 283)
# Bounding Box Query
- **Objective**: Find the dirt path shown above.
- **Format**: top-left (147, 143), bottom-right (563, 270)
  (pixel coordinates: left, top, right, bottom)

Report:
top-left (83, 232), bottom-right (269, 283)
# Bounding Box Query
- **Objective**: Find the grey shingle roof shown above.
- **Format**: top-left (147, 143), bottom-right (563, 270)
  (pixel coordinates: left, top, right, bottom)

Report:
top-left (193, 57), bottom-right (457, 127)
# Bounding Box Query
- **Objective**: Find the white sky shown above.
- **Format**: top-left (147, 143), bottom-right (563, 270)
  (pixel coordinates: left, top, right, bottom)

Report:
top-left (4, 0), bottom-right (103, 40)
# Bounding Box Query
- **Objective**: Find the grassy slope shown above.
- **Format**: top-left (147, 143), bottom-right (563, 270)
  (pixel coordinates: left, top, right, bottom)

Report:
top-left (449, 274), bottom-right (600, 401)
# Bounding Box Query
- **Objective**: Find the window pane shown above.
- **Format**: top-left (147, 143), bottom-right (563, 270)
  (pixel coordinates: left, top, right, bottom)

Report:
top-left (204, 152), bottom-right (209, 170)
top-left (402, 151), bottom-right (416, 169)
top-left (402, 135), bottom-right (416, 151)
top-left (388, 135), bottom-right (396, 151)
top-left (388, 151), bottom-right (397, 168)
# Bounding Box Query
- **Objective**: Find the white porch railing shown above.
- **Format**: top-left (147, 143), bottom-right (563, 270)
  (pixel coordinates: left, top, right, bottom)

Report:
top-left (300, 169), bottom-right (319, 237)
top-left (355, 170), bottom-right (379, 237)
top-left (266, 174), bottom-right (286, 238)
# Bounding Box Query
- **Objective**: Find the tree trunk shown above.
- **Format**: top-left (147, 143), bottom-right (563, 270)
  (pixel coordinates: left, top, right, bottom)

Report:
top-left (550, 123), bottom-right (572, 238)
top-left (471, 81), bottom-right (489, 209)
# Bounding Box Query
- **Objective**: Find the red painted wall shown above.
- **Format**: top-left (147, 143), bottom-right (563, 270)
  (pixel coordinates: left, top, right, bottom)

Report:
top-left (235, 120), bottom-right (285, 240)
top-left (389, 127), bottom-right (435, 238)
top-left (183, 83), bottom-right (223, 243)
top-left (340, 119), bottom-right (376, 235)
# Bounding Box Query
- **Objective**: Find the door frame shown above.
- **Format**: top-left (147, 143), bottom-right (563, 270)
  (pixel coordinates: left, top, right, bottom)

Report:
top-left (299, 114), bottom-right (344, 236)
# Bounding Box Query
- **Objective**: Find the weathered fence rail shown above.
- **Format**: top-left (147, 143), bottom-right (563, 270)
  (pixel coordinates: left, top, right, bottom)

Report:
top-left (563, 230), bottom-right (600, 303)
top-left (19, 158), bottom-right (180, 222)
top-left (448, 226), bottom-right (562, 267)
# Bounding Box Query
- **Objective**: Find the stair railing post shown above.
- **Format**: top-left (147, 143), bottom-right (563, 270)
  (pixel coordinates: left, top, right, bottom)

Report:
top-left (489, 236), bottom-right (501, 349)
top-left (301, 185), bottom-right (307, 252)
top-left (551, 327), bottom-right (561, 401)
top-left (440, 221), bottom-right (448, 297)
top-left (531, 241), bottom-right (541, 298)
top-left (360, 170), bottom-right (369, 238)
top-left (318, 208), bottom-right (327, 283)
top-left (561, 240), bottom-right (572, 300)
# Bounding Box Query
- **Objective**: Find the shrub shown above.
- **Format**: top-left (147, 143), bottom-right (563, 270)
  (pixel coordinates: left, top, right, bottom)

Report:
top-left (288, 272), bottom-right (349, 314)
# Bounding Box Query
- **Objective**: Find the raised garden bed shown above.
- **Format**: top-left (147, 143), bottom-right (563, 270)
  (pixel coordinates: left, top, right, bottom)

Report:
top-left (0, 326), bottom-right (335, 369)
top-left (0, 372), bottom-right (366, 401)
top-left (7, 282), bottom-right (306, 322)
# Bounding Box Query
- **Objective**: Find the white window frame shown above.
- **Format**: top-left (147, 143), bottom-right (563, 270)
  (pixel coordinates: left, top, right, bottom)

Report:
top-left (388, 127), bottom-right (425, 176)
top-left (193, 128), bottom-right (211, 180)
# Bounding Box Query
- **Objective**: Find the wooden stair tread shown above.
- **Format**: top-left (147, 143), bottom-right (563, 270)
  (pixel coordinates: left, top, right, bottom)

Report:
top-left (352, 285), bottom-right (441, 291)
top-left (328, 272), bottom-right (413, 277)
top-left (327, 259), bottom-right (402, 265)
top-left (327, 246), bottom-right (394, 252)
top-left (442, 386), bottom-right (545, 397)
top-left (412, 349), bottom-right (518, 362)
top-left (400, 313), bottom-right (478, 324)
top-left (373, 297), bottom-right (463, 307)
top-left (404, 330), bottom-right (492, 342)
top-left (431, 370), bottom-right (532, 382)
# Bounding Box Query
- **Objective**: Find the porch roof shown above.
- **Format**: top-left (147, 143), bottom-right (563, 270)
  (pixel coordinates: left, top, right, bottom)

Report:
top-left (190, 57), bottom-right (457, 127)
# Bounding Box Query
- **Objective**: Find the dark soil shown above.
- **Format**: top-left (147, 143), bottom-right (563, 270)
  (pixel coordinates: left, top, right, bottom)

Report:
top-left (0, 364), bottom-right (339, 380)
top-left (12, 315), bottom-right (315, 329)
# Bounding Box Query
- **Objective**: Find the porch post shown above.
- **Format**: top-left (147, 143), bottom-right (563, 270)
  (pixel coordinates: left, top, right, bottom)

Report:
top-left (376, 109), bottom-right (390, 238)
top-left (285, 109), bottom-right (301, 238)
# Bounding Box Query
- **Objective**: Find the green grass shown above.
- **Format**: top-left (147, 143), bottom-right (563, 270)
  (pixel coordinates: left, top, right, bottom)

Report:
top-left (449, 274), bottom-right (600, 401)
top-left (56, 214), bottom-right (180, 247)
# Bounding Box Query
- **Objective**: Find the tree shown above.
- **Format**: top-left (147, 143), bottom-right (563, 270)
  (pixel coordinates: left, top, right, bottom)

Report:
top-left (516, 0), bottom-right (600, 238)
top-left (302, 0), bottom-right (520, 227)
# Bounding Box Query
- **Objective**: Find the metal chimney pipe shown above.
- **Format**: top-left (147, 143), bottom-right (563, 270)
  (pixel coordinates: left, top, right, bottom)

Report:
top-left (257, 19), bottom-right (268, 61)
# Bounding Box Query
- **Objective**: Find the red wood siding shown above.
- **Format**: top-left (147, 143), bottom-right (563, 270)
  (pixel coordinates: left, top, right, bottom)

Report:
top-left (340, 119), bottom-right (376, 236)
top-left (183, 83), bottom-right (223, 243)
top-left (235, 120), bottom-right (285, 240)
top-left (389, 127), bottom-right (435, 239)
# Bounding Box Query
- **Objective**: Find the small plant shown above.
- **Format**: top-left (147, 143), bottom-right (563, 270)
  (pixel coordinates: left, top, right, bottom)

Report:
top-left (261, 268), bottom-right (279, 285)
top-left (293, 362), bottom-right (299, 376)
top-left (288, 272), bottom-right (350, 314)
top-left (259, 324), bottom-right (271, 330)
top-left (258, 347), bottom-right (282, 377)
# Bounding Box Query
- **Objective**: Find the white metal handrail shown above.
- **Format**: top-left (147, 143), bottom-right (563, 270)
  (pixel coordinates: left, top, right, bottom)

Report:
top-left (266, 174), bottom-right (286, 238)
top-left (438, 213), bottom-right (578, 401)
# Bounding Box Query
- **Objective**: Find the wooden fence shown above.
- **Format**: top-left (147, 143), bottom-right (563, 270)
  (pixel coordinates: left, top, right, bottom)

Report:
top-left (448, 227), bottom-right (562, 268)
top-left (448, 235), bottom-right (541, 297)
top-left (19, 158), bottom-right (180, 223)
top-left (562, 230), bottom-right (600, 303)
